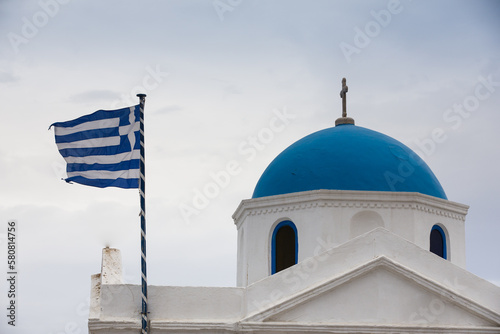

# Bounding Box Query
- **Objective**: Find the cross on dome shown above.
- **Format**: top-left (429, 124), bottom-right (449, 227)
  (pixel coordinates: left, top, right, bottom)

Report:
top-left (340, 77), bottom-right (348, 117)
top-left (335, 77), bottom-right (355, 126)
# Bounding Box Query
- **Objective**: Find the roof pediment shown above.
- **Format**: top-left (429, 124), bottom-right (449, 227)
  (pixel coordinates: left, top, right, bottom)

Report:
top-left (247, 257), bottom-right (498, 327)
top-left (243, 228), bottom-right (500, 328)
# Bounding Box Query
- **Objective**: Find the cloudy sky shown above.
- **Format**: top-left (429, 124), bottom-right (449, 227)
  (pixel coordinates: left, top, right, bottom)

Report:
top-left (1, 0), bottom-right (499, 333)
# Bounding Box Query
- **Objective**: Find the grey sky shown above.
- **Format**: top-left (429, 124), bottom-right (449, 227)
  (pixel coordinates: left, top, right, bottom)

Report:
top-left (0, 1), bottom-right (499, 333)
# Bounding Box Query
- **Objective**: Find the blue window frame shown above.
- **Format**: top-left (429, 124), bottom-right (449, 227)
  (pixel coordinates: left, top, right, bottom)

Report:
top-left (430, 225), bottom-right (447, 259)
top-left (271, 221), bottom-right (298, 274)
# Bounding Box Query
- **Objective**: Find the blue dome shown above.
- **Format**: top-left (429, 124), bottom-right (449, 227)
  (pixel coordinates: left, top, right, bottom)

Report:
top-left (252, 124), bottom-right (447, 199)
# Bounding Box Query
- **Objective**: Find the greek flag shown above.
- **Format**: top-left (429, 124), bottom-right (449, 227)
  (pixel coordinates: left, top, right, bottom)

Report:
top-left (50, 105), bottom-right (140, 189)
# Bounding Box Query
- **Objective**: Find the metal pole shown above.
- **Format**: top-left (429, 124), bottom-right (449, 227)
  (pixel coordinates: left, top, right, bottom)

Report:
top-left (137, 93), bottom-right (148, 334)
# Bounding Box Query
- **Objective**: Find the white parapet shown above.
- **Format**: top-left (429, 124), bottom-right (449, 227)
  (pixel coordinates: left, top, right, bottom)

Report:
top-left (101, 247), bottom-right (124, 285)
top-left (89, 273), bottom-right (101, 320)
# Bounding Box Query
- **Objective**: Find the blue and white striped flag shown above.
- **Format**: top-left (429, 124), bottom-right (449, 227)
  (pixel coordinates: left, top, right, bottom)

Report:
top-left (51, 105), bottom-right (141, 189)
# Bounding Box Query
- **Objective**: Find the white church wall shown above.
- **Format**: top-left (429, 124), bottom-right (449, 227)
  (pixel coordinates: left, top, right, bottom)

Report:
top-left (233, 190), bottom-right (469, 286)
top-left (412, 207), bottom-right (466, 267)
top-left (89, 229), bottom-right (500, 334)
top-left (349, 210), bottom-right (385, 238)
top-left (97, 284), bottom-right (245, 321)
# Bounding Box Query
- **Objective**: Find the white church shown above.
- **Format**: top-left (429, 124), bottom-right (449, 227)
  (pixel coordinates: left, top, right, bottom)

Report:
top-left (88, 80), bottom-right (500, 333)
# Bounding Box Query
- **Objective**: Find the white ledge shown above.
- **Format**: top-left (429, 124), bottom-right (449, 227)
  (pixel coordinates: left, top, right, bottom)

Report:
top-left (232, 189), bottom-right (469, 226)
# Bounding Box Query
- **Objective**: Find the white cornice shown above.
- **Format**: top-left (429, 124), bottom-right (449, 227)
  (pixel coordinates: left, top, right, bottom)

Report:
top-left (91, 319), bottom-right (500, 334)
top-left (232, 190), bottom-right (469, 227)
top-left (90, 315), bottom-right (500, 333)
top-left (106, 320), bottom-right (500, 333)
top-left (236, 322), bottom-right (500, 333)
top-left (88, 319), bottom-right (140, 332)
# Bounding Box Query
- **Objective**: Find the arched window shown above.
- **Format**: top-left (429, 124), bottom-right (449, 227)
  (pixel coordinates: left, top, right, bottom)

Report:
top-left (430, 225), bottom-right (447, 259)
top-left (271, 221), bottom-right (298, 274)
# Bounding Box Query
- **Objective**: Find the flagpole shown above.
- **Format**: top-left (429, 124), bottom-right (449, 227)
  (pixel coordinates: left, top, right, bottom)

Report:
top-left (137, 93), bottom-right (148, 334)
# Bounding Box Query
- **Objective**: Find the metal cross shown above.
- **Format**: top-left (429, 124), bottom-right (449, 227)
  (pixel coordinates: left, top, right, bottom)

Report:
top-left (340, 78), bottom-right (348, 118)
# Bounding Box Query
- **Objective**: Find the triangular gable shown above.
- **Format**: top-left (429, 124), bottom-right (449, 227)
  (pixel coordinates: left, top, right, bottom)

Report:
top-left (244, 256), bottom-right (500, 327)
top-left (264, 259), bottom-right (496, 326)
top-left (244, 228), bottom-right (500, 324)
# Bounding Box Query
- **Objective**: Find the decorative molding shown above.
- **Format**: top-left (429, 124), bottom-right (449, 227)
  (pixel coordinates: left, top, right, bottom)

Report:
top-left (89, 319), bottom-right (500, 333)
top-left (153, 321), bottom-right (237, 331)
top-left (233, 190), bottom-right (468, 227)
top-left (236, 322), bottom-right (500, 333)
top-left (88, 319), bottom-right (140, 331)
top-left (92, 320), bottom-right (500, 334)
